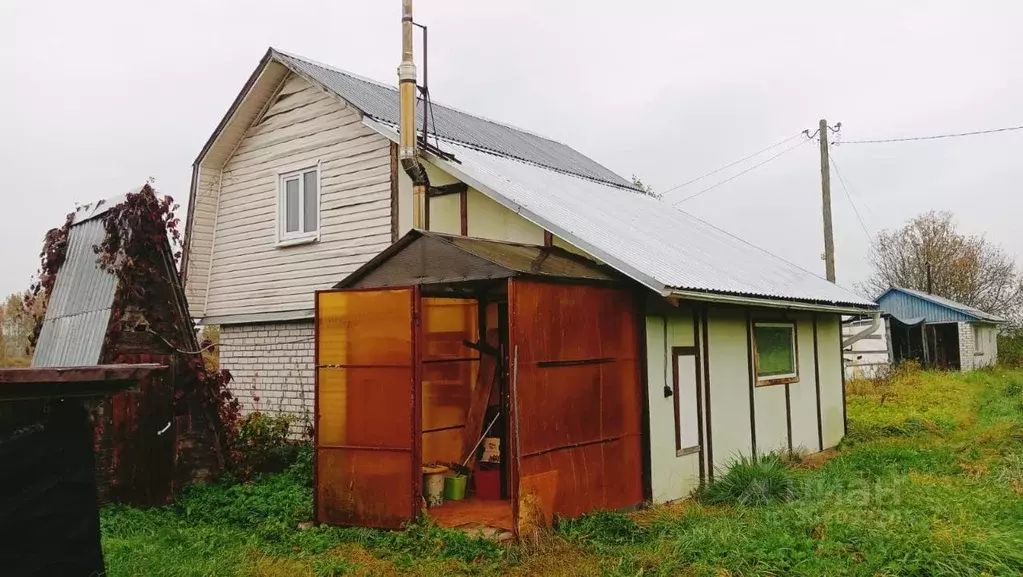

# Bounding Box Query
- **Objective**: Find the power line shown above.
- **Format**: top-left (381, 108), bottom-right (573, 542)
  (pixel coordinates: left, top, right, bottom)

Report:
top-left (829, 153), bottom-right (878, 222)
top-left (828, 155), bottom-right (871, 240)
top-left (842, 123), bottom-right (1023, 144)
top-left (672, 137), bottom-right (813, 205)
top-left (661, 131), bottom-right (808, 198)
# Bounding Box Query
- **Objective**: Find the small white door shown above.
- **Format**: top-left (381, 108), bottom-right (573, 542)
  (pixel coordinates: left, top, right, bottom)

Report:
top-left (673, 350), bottom-right (703, 459)
top-left (649, 343), bottom-right (705, 503)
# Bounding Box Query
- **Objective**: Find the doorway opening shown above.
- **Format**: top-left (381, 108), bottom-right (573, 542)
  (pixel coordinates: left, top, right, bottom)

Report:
top-left (419, 295), bottom-right (513, 532)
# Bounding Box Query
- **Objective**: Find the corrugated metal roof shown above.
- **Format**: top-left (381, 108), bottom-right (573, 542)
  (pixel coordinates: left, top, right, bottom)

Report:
top-left (879, 287), bottom-right (1004, 323)
top-left (71, 192), bottom-right (132, 225)
top-left (272, 49), bottom-right (632, 188)
top-left (33, 217), bottom-right (117, 367)
top-left (364, 120), bottom-right (875, 310)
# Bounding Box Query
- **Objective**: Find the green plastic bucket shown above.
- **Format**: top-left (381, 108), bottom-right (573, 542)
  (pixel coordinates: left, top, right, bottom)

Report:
top-left (443, 474), bottom-right (467, 501)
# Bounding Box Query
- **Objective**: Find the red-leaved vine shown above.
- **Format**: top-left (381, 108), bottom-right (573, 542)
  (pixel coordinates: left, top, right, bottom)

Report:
top-left (93, 185), bottom-right (240, 468)
top-left (25, 211), bottom-right (75, 351)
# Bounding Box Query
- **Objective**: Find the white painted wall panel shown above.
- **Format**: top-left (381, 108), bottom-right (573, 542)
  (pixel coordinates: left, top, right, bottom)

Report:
top-left (753, 384), bottom-right (788, 454)
top-left (645, 313), bottom-right (702, 503)
top-left (706, 308), bottom-right (754, 471)
top-left (790, 315), bottom-right (822, 453)
top-left (676, 354), bottom-right (701, 449)
top-left (428, 194), bottom-right (461, 235)
top-left (466, 189), bottom-right (545, 244)
top-left (817, 315), bottom-right (845, 448)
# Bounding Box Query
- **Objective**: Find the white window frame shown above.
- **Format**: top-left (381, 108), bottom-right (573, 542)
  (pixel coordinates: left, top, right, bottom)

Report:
top-left (752, 321), bottom-right (799, 385)
top-left (275, 162), bottom-right (321, 247)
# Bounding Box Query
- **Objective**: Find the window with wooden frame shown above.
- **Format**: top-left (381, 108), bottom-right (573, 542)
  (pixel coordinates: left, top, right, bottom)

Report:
top-left (752, 321), bottom-right (799, 385)
top-left (277, 164), bottom-right (320, 245)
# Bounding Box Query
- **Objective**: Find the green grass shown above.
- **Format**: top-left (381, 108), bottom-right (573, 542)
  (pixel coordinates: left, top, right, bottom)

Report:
top-left (103, 368), bottom-right (1023, 576)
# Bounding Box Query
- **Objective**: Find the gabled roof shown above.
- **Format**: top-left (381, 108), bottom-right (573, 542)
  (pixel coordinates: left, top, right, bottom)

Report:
top-left (34, 192), bottom-right (198, 367)
top-left (189, 48), bottom-right (875, 314)
top-left (362, 119), bottom-right (876, 313)
top-left (272, 50), bottom-right (630, 187)
top-left (337, 230), bottom-right (620, 290)
top-left (877, 287), bottom-right (1005, 323)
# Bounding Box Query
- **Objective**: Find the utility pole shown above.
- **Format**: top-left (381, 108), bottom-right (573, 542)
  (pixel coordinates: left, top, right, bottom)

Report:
top-left (818, 118), bottom-right (836, 283)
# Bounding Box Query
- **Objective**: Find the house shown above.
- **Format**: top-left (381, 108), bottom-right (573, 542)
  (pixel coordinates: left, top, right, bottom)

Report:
top-left (181, 44), bottom-right (877, 526)
top-left (842, 315), bottom-right (891, 379)
top-left (30, 190), bottom-right (222, 505)
top-left (875, 287), bottom-right (1003, 371)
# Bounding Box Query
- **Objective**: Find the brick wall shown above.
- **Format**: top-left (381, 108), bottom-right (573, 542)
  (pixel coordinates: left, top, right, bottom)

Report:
top-left (220, 320), bottom-right (314, 435)
top-left (958, 322), bottom-right (977, 371)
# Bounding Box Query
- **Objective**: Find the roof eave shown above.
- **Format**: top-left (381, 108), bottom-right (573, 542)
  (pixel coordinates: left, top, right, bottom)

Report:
top-left (668, 288), bottom-right (879, 315)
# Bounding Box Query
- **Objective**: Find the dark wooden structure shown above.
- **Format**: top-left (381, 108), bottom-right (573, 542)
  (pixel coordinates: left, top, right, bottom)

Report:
top-left (0, 364), bottom-right (165, 577)
top-left (31, 195), bottom-right (220, 507)
top-left (314, 231), bottom-right (645, 532)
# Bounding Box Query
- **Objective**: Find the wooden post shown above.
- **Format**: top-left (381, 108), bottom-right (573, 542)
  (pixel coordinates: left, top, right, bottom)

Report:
top-left (819, 119), bottom-right (836, 283)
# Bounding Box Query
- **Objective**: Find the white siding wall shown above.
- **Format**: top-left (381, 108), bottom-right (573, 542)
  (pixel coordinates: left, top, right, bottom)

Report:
top-left (220, 320), bottom-right (314, 435)
top-left (205, 73), bottom-right (392, 319)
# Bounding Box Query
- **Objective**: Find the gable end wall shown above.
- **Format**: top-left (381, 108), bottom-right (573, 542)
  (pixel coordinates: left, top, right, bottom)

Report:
top-left (198, 72), bottom-right (393, 320)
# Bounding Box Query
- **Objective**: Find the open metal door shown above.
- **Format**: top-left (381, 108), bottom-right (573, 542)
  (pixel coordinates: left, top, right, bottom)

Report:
top-left (315, 287), bottom-right (420, 528)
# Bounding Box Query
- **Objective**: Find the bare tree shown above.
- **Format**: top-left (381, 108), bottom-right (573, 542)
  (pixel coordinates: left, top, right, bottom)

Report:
top-left (860, 211), bottom-right (1023, 324)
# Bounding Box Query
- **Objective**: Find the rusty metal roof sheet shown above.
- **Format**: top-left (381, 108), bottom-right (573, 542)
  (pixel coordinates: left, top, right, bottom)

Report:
top-left (272, 49), bottom-right (632, 188)
top-left (336, 230), bottom-right (619, 289)
top-left (363, 120), bottom-right (875, 311)
top-left (33, 216), bottom-right (117, 367)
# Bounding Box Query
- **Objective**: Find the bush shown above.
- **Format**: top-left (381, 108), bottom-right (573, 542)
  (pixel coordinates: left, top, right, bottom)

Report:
top-left (998, 333), bottom-right (1023, 368)
top-left (701, 454), bottom-right (797, 506)
top-left (229, 412), bottom-right (299, 479)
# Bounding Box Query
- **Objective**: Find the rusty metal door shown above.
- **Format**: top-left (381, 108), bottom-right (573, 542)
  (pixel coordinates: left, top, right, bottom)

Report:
top-left (508, 279), bottom-right (644, 524)
top-left (315, 287), bottom-right (420, 528)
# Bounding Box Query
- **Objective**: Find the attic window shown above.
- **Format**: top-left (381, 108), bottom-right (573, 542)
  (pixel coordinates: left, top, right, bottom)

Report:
top-left (753, 321), bottom-right (799, 385)
top-left (277, 165), bottom-right (320, 246)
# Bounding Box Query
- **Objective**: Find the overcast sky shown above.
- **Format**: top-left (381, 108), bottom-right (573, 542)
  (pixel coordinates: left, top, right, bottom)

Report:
top-left (3, 1), bottom-right (1023, 298)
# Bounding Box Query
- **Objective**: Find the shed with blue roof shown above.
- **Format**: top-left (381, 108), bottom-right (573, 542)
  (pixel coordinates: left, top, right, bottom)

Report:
top-left (876, 287), bottom-right (1004, 371)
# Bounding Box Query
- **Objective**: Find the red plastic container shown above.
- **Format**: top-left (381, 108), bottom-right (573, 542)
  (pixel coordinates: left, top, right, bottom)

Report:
top-left (474, 466), bottom-right (502, 500)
